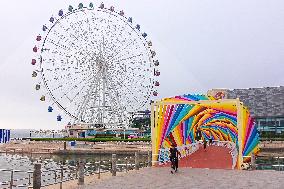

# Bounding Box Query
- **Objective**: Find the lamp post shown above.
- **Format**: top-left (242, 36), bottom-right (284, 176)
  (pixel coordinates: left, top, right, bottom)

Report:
top-left (123, 129), bottom-right (126, 139)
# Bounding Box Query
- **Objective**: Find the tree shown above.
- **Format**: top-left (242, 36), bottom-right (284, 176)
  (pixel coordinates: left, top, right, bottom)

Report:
top-left (131, 117), bottom-right (150, 130)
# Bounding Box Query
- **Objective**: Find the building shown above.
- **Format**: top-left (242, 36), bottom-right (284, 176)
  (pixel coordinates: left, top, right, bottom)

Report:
top-left (65, 123), bottom-right (141, 138)
top-left (208, 86), bottom-right (284, 134)
top-left (132, 110), bottom-right (151, 119)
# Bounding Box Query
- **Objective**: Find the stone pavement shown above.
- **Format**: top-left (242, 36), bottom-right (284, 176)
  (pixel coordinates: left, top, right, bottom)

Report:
top-left (85, 167), bottom-right (284, 189)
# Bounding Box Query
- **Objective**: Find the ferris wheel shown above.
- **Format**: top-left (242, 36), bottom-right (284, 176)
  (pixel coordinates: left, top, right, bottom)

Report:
top-left (31, 2), bottom-right (160, 128)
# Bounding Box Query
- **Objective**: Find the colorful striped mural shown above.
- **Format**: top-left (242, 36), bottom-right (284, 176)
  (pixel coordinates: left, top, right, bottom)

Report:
top-left (151, 94), bottom-right (260, 169)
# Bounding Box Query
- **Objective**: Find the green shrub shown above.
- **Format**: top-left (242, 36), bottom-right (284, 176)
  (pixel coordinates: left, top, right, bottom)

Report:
top-left (94, 134), bottom-right (115, 138)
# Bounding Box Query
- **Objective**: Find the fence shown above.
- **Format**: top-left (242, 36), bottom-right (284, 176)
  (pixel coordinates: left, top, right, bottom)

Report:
top-left (255, 156), bottom-right (284, 171)
top-left (0, 151), bottom-right (151, 189)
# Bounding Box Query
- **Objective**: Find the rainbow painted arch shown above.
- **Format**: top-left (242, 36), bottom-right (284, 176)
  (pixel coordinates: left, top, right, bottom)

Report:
top-left (151, 94), bottom-right (260, 169)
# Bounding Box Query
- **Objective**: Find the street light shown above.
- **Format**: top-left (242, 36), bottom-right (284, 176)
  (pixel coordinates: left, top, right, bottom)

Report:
top-left (123, 128), bottom-right (126, 139)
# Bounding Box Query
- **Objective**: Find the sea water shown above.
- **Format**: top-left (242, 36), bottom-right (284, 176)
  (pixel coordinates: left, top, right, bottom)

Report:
top-left (0, 153), bottom-right (133, 184)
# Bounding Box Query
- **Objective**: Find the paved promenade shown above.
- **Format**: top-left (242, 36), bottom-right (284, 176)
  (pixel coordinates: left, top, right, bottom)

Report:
top-left (86, 167), bottom-right (284, 189)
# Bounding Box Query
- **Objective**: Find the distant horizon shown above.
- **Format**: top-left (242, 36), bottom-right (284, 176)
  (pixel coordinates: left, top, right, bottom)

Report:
top-left (0, 128), bottom-right (64, 131)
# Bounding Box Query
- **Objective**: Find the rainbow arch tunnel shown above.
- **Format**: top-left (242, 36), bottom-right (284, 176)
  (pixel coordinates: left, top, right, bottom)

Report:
top-left (151, 94), bottom-right (260, 169)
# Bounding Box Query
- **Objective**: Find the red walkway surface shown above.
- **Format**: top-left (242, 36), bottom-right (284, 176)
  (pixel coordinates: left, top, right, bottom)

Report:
top-left (160, 145), bottom-right (233, 169)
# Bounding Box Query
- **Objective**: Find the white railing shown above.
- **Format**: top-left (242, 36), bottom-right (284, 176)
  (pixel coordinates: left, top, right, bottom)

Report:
top-left (158, 141), bottom-right (238, 169)
top-left (158, 142), bottom-right (201, 164)
top-left (211, 140), bottom-right (238, 169)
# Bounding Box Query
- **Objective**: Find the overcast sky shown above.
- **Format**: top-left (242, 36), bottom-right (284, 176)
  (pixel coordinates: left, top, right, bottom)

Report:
top-left (0, 0), bottom-right (284, 130)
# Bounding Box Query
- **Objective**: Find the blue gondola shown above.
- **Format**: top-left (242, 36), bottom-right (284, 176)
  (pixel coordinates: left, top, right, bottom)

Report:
top-left (142, 32), bottom-right (147, 38)
top-left (128, 17), bottom-right (132, 23)
top-left (58, 10), bottom-right (63, 16)
top-left (136, 24), bottom-right (140, 30)
top-left (78, 3), bottom-right (83, 9)
top-left (57, 115), bottom-right (62, 121)
top-left (68, 5), bottom-right (73, 12)
top-left (42, 25), bottom-right (47, 32)
top-left (49, 17), bottom-right (54, 23)
top-left (48, 106), bottom-right (53, 112)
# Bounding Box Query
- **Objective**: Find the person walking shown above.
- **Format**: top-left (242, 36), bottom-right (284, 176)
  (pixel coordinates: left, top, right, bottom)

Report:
top-left (203, 138), bottom-right (207, 152)
top-left (169, 144), bottom-right (181, 174)
top-left (195, 128), bottom-right (202, 141)
top-left (208, 130), bottom-right (213, 145)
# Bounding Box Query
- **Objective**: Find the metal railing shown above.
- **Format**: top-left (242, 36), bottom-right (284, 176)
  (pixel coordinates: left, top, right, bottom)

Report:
top-left (255, 156), bottom-right (284, 171)
top-left (0, 152), bottom-right (151, 189)
top-left (259, 141), bottom-right (284, 148)
top-left (0, 169), bottom-right (33, 189)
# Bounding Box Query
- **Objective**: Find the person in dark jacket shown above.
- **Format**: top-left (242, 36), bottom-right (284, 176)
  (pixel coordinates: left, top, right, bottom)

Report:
top-left (203, 138), bottom-right (207, 152)
top-left (195, 128), bottom-right (202, 141)
top-left (208, 129), bottom-right (213, 145)
top-left (169, 144), bottom-right (181, 174)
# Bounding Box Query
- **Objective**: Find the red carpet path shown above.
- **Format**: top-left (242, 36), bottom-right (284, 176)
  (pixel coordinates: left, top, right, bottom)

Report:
top-left (160, 145), bottom-right (233, 169)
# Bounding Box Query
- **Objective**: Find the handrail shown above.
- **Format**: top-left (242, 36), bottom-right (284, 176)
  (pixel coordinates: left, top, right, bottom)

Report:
top-left (158, 141), bottom-right (238, 169)
top-left (158, 142), bottom-right (200, 164)
top-left (0, 152), bottom-right (151, 188)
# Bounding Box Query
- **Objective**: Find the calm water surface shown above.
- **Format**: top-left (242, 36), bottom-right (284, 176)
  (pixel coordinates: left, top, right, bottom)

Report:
top-left (0, 153), bottom-right (133, 183)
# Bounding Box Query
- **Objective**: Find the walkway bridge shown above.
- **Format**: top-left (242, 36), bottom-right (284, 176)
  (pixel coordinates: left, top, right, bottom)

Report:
top-left (157, 141), bottom-right (238, 169)
top-left (151, 95), bottom-right (260, 170)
